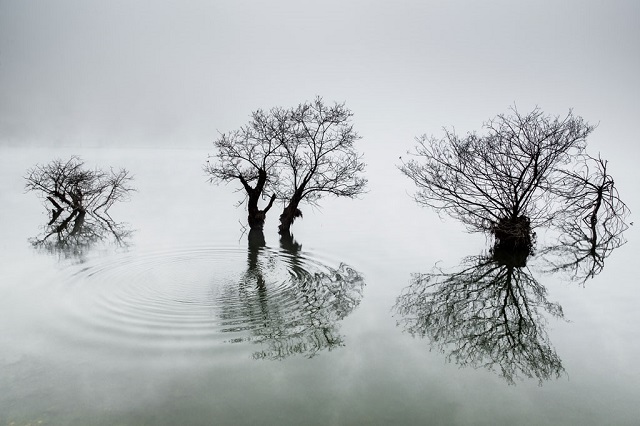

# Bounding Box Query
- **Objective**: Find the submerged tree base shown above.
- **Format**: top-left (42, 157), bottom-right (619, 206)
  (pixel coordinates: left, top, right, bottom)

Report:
top-left (491, 216), bottom-right (534, 267)
top-left (278, 205), bottom-right (303, 235)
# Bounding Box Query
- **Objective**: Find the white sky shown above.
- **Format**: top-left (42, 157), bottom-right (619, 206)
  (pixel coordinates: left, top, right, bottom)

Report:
top-left (1, 0), bottom-right (638, 171)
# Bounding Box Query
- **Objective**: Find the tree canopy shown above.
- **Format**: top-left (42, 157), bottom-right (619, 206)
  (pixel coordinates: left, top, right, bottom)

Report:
top-left (25, 156), bottom-right (133, 214)
top-left (399, 107), bottom-right (629, 257)
top-left (277, 97), bottom-right (367, 233)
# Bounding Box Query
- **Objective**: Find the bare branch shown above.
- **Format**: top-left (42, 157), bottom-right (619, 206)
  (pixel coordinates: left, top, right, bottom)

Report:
top-left (277, 97), bottom-right (367, 233)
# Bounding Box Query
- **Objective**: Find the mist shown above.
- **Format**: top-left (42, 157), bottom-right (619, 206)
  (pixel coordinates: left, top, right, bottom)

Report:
top-left (1, 0), bottom-right (638, 158)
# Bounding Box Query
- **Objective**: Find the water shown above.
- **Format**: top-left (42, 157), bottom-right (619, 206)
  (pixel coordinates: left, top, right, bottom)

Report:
top-left (1, 146), bottom-right (638, 425)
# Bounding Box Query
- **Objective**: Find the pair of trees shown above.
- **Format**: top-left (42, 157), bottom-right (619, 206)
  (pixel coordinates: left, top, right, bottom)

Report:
top-left (205, 97), bottom-right (367, 234)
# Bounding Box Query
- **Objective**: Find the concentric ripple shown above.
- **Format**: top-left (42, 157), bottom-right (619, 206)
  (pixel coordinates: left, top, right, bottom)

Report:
top-left (50, 244), bottom-right (365, 359)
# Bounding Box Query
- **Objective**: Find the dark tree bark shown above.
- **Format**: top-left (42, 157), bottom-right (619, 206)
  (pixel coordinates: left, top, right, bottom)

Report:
top-left (26, 157), bottom-right (134, 258)
top-left (205, 108), bottom-right (286, 231)
top-left (276, 97), bottom-right (367, 234)
top-left (278, 191), bottom-right (303, 234)
top-left (240, 171), bottom-right (276, 231)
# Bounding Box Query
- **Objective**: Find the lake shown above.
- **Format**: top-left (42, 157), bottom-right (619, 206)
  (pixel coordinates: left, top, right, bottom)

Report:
top-left (1, 146), bottom-right (638, 425)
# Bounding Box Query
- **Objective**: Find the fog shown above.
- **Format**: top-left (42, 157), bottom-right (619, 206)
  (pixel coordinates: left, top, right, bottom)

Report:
top-left (1, 1), bottom-right (638, 159)
top-left (2, 3), bottom-right (640, 424)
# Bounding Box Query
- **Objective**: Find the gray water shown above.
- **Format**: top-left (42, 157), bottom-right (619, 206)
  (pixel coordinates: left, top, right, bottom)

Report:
top-left (1, 146), bottom-right (638, 425)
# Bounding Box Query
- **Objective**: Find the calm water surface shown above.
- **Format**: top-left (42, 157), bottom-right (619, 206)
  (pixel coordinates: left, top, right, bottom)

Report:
top-left (1, 147), bottom-right (638, 425)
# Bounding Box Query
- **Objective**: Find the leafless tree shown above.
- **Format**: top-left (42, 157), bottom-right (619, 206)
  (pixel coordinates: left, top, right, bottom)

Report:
top-left (205, 97), bottom-right (367, 234)
top-left (540, 155), bottom-right (630, 283)
top-left (277, 97), bottom-right (367, 233)
top-left (205, 108), bottom-right (286, 230)
top-left (25, 156), bottom-right (134, 258)
top-left (25, 156), bottom-right (133, 214)
top-left (394, 253), bottom-right (565, 385)
top-left (399, 107), bottom-right (595, 251)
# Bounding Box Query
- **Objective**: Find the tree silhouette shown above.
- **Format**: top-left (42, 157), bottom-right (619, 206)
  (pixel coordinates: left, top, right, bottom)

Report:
top-left (205, 109), bottom-right (285, 230)
top-left (205, 97), bottom-right (367, 233)
top-left (25, 156), bottom-right (133, 214)
top-left (399, 107), bottom-right (598, 252)
top-left (396, 107), bottom-right (631, 384)
top-left (540, 155), bottom-right (630, 283)
top-left (276, 97), bottom-right (367, 234)
top-left (30, 209), bottom-right (132, 259)
top-left (25, 156), bottom-right (134, 259)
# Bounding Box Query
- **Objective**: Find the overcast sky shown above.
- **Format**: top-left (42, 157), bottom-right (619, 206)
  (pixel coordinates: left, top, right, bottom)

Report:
top-left (1, 0), bottom-right (638, 167)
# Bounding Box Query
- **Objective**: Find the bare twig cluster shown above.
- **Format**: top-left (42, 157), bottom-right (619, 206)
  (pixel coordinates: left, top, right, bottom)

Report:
top-left (540, 155), bottom-right (630, 282)
top-left (25, 156), bottom-right (133, 214)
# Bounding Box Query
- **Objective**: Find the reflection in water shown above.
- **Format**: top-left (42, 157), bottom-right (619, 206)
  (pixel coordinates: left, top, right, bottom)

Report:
top-left (397, 134), bottom-right (630, 384)
top-left (539, 223), bottom-right (621, 284)
top-left (396, 205), bottom-right (629, 384)
top-left (25, 156), bottom-right (134, 259)
top-left (30, 209), bottom-right (132, 259)
top-left (395, 252), bottom-right (565, 385)
top-left (219, 230), bottom-right (365, 360)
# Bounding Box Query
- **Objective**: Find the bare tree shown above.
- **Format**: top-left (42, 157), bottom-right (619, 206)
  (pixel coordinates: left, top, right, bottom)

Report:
top-left (206, 97), bottom-right (367, 234)
top-left (540, 155), bottom-right (630, 282)
top-left (399, 107), bottom-right (595, 251)
top-left (277, 97), bottom-right (367, 234)
top-left (25, 156), bottom-right (133, 215)
top-left (25, 157), bottom-right (134, 259)
top-left (205, 108), bottom-right (286, 230)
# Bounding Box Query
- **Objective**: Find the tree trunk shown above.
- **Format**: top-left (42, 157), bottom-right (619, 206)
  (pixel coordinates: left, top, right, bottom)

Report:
top-left (278, 197), bottom-right (303, 234)
top-left (247, 193), bottom-right (275, 231)
top-left (241, 170), bottom-right (275, 231)
top-left (70, 210), bottom-right (86, 236)
top-left (279, 230), bottom-right (301, 256)
top-left (491, 215), bottom-right (533, 266)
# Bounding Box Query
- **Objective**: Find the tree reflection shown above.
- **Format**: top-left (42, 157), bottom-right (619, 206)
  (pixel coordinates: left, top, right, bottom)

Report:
top-left (26, 156), bottom-right (134, 259)
top-left (397, 110), bottom-right (630, 384)
top-left (219, 230), bottom-right (365, 360)
top-left (395, 252), bottom-right (565, 385)
top-left (395, 197), bottom-right (629, 385)
top-left (30, 209), bottom-right (132, 259)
